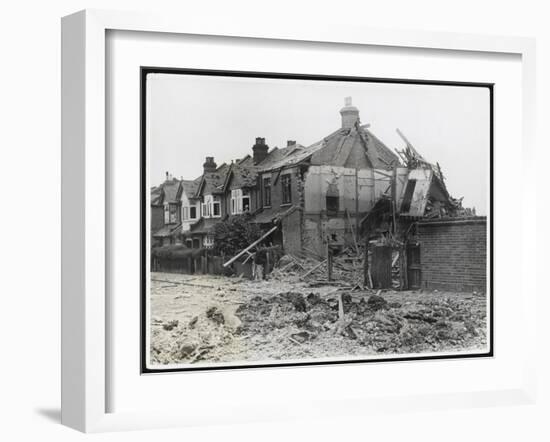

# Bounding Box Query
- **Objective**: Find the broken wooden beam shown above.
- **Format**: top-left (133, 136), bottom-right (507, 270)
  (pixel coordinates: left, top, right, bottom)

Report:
top-left (299, 259), bottom-right (327, 280)
top-left (223, 225), bottom-right (278, 267)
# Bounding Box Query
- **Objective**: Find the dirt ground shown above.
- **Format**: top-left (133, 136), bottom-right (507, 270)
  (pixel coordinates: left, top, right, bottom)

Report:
top-left (149, 272), bottom-right (488, 366)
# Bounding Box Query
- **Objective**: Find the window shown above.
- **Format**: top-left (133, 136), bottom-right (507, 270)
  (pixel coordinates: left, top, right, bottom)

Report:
top-left (242, 195), bottom-right (250, 212)
top-left (212, 195), bottom-right (221, 218)
top-left (326, 183), bottom-right (339, 216)
top-left (204, 235), bottom-right (214, 248)
top-left (170, 204), bottom-right (178, 223)
top-left (183, 205), bottom-right (198, 221)
top-left (230, 189), bottom-right (249, 214)
top-left (281, 174), bottom-right (292, 205)
top-left (203, 195), bottom-right (221, 218)
top-left (213, 200), bottom-right (221, 217)
top-left (263, 177), bottom-right (271, 207)
top-left (165, 203), bottom-right (178, 224)
top-left (326, 196), bottom-right (339, 216)
top-left (231, 189), bottom-right (242, 214)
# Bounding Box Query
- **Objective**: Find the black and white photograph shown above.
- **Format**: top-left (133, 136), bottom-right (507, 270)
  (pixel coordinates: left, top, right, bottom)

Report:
top-left (143, 69), bottom-right (492, 371)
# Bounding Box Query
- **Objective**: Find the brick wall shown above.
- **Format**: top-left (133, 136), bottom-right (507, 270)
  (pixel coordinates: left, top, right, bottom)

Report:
top-left (281, 208), bottom-right (302, 255)
top-left (260, 167), bottom-right (301, 215)
top-left (417, 217), bottom-right (488, 292)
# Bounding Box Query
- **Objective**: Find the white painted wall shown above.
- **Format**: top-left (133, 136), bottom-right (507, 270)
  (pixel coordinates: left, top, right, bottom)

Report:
top-left (180, 192), bottom-right (199, 231)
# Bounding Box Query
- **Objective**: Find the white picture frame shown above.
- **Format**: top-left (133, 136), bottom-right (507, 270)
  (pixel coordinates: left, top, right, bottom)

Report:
top-left (61, 9), bottom-right (537, 433)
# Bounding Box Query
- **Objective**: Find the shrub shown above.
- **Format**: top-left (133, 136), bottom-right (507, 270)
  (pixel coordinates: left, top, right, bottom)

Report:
top-left (212, 214), bottom-right (262, 256)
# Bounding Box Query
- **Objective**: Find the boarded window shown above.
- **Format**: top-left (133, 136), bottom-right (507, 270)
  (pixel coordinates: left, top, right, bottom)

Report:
top-left (326, 196), bottom-right (339, 216)
top-left (326, 182), bottom-right (339, 216)
top-left (281, 174), bottom-right (291, 204)
top-left (401, 179), bottom-right (417, 213)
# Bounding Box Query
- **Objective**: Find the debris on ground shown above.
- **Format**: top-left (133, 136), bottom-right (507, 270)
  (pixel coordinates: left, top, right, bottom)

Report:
top-left (150, 272), bottom-right (488, 366)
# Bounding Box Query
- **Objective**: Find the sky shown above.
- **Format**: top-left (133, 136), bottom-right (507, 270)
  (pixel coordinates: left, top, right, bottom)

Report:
top-left (147, 73), bottom-right (490, 214)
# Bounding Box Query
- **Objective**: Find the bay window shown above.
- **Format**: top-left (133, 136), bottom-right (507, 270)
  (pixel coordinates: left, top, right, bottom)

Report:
top-left (203, 195), bottom-right (221, 218)
top-left (183, 204), bottom-right (198, 221)
top-left (164, 203), bottom-right (178, 224)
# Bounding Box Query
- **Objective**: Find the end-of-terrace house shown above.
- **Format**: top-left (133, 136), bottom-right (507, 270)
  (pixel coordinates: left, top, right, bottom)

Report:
top-left (151, 174), bottom-right (183, 246)
top-left (150, 185), bottom-right (165, 243)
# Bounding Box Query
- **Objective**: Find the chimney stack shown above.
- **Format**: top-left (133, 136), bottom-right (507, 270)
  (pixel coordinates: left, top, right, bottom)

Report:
top-left (287, 140), bottom-right (296, 147)
top-left (252, 137), bottom-right (269, 164)
top-left (340, 96), bottom-right (360, 129)
top-left (203, 156), bottom-right (217, 173)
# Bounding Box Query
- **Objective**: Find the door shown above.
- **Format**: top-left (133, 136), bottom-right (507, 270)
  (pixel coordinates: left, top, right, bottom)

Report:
top-left (371, 245), bottom-right (392, 289)
top-left (406, 244), bottom-right (421, 289)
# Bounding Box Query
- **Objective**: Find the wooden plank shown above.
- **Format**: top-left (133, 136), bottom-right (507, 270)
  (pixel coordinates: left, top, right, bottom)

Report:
top-left (363, 234), bottom-right (369, 287)
top-left (223, 225), bottom-right (278, 267)
top-left (299, 259), bottom-right (327, 280)
top-left (327, 242), bottom-right (333, 281)
top-left (346, 209), bottom-right (359, 254)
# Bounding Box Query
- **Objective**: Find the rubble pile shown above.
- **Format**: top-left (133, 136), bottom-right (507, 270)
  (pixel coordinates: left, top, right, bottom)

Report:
top-left (150, 271), bottom-right (487, 365)
top-left (150, 305), bottom-right (241, 365)
top-left (269, 251), bottom-right (365, 287)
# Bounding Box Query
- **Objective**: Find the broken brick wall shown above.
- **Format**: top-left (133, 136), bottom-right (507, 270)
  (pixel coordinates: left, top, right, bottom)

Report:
top-left (417, 217), bottom-right (487, 292)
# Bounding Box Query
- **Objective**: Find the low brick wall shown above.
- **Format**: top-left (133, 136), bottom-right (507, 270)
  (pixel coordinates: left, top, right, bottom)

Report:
top-left (417, 217), bottom-right (488, 292)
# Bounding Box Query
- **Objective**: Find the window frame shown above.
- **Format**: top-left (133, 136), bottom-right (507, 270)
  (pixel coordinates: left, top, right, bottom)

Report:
top-left (263, 177), bottom-right (271, 207)
top-left (326, 195), bottom-right (339, 216)
top-left (281, 174), bottom-right (292, 205)
top-left (231, 188), bottom-right (243, 215)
